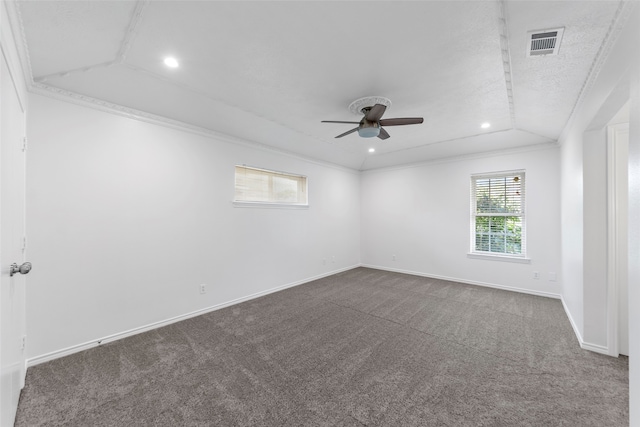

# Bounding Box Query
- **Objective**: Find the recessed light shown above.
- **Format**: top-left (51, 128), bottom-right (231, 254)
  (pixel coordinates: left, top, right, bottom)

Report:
top-left (164, 57), bottom-right (179, 68)
top-left (368, 148), bottom-right (375, 153)
top-left (481, 122), bottom-right (491, 129)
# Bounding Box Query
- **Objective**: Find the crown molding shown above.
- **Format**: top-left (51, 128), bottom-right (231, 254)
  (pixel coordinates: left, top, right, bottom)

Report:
top-left (32, 81), bottom-right (555, 176)
top-left (364, 125), bottom-right (555, 160)
top-left (29, 83), bottom-right (360, 175)
top-left (10, 0), bottom-right (606, 175)
top-left (9, 0), bottom-right (362, 175)
top-left (361, 141), bottom-right (559, 174)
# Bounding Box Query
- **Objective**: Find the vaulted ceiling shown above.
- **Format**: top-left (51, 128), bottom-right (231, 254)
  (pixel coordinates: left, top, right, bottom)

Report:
top-left (10, 1), bottom-right (632, 170)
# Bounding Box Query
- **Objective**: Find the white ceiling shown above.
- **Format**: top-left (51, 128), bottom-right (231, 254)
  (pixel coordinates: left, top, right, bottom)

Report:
top-left (12, 1), bottom-right (629, 170)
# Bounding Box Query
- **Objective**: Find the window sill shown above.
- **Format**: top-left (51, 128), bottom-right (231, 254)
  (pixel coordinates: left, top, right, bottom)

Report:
top-left (467, 253), bottom-right (531, 264)
top-left (232, 201), bottom-right (309, 210)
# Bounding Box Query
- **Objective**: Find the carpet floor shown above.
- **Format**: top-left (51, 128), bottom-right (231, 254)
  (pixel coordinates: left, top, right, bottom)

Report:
top-left (15, 267), bottom-right (628, 426)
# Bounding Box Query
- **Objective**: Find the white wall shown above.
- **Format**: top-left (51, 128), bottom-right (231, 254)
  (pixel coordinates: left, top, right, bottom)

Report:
top-left (360, 146), bottom-right (561, 296)
top-left (557, 4), bottom-right (639, 423)
top-left (9, 4), bottom-right (638, 423)
top-left (582, 128), bottom-right (608, 347)
top-left (559, 4), bottom-right (638, 353)
top-left (26, 94), bottom-right (361, 362)
top-left (559, 118), bottom-right (584, 341)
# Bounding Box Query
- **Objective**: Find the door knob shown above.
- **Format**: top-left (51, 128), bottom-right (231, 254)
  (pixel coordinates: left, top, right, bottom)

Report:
top-left (10, 262), bottom-right (32, 277)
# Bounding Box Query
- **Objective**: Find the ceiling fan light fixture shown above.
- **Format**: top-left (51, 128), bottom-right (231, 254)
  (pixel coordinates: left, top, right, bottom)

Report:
top-left (358, 127), bottom-right (381, 138)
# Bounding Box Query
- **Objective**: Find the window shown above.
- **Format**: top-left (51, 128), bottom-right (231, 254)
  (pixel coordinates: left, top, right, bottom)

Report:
top-left (234, 165), bottom-right (308, 206)
top-left (471, 171), bottom-right (525, 257)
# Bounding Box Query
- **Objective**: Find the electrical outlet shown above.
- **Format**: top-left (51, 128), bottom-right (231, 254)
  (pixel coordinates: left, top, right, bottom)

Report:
top-left (392, 254), bottom-right (396, 261)
top-left (533, 271), bottom-right (540, 280)
top-left (549, 272), bottom-right (557, 282)
top-left (199, 284), bottom-right (206, 294)
top-left (323, 258), bottom-right (326, 265)
top-left (332, 256), bottom-right (336, 263)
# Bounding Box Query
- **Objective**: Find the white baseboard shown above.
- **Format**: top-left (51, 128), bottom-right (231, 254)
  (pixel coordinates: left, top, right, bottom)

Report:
top-left (29, 264), bottom-right (615, 367)
top-left (365, 265), bottom-right (618, 356)
top-left (360, 264), bottom-right (562, 299)
top-left (26, 264), bottom-right (360, 367)
top-left (560, 296), bottom-right (613, 356)
top-left (580, 341), bottom-right (611, 355)
top-left (560, 296), bottom-right (585, 344)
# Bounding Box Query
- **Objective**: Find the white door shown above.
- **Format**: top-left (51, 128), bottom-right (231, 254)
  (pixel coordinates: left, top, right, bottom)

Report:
top-left (0, 51), bottom-right (28, 425)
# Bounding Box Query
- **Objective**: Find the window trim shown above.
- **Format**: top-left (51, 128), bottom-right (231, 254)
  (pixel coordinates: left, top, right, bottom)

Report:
top-left (232, 201), bottom-right (309, 209)
top-left (234, 165), bottom-right (309, 208)
top-left (470, 170), bottom-right (527, 259)
top-left (466, 252), bottom-right (531, 263)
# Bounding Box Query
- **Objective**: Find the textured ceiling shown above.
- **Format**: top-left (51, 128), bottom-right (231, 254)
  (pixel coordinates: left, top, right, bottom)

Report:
top-left (11, 1), bottom-right (631, 170)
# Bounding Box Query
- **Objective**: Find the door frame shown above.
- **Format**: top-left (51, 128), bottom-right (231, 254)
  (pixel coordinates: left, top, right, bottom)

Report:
top-left (606, 122), bottom-right (629, 357)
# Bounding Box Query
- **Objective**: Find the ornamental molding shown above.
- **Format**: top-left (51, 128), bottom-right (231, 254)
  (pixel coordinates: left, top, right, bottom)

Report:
top-left (348, 96), bottom-right (392, 115)
top-left (29, 83), bottom-right (359, 174)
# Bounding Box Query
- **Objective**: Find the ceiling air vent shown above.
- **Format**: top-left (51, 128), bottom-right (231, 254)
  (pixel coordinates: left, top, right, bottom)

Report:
top-left (526, 28), bottom-right (564, 57)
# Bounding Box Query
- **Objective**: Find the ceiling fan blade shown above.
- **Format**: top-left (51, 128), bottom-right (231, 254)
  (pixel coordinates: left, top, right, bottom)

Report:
top-left (321, 120), bottom-right (361, 124)
top-left (379, 117), bottom-right (424, 126)
top-left (378, 128), bottom-right (390, 140)
top-left (335, 127), bottom-right (359, 138)
top-left (364, 104), bottom-right (387, 122)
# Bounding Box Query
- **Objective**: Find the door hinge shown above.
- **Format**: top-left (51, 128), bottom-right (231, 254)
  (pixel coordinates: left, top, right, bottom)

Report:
top-left (22, 137), bottom-right (27, 152)
top-left (21, 336), bottom-right (26, 352)
top-left (22, 235), bottom-right (27, 252)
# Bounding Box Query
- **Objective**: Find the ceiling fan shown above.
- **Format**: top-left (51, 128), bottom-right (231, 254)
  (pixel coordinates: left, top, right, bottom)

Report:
top-left (322, 102), bottom-right (423, 140)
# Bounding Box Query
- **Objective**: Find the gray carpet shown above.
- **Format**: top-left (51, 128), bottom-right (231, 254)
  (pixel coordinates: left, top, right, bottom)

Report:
top-left (15, 267), bottom-right (628, 426)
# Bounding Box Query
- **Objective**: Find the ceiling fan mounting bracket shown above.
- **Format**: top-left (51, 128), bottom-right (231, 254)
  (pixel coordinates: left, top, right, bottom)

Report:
top-left (348, 96), bottom-right (392, 115)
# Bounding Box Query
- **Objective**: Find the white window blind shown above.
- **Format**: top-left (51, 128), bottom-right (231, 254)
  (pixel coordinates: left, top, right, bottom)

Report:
top-left (471, 171), bottom-right (525, 256)
top-left (234, 165), bottom-right (308, 205)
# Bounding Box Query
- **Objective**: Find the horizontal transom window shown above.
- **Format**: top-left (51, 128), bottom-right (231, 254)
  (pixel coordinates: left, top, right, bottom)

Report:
top-left (234, 165), bottom-right (308, 205)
